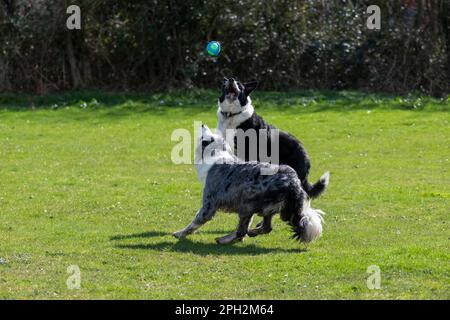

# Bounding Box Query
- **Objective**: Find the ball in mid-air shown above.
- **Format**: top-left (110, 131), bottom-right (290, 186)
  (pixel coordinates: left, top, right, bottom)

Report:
top-left (206, 41), bottom-right (221, 57)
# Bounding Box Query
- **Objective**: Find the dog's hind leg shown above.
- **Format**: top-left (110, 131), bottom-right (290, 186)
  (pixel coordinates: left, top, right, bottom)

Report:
top-left (173, 205), bottom-right (217, 239)
top-left (216, 214), bottom-right (253, 244)
top-left (248, 214), bottom-right (274, 237)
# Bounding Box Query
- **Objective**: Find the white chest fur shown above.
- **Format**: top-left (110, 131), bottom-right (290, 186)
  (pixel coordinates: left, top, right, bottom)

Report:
top-left (216, 100), bottom-right (254, 138)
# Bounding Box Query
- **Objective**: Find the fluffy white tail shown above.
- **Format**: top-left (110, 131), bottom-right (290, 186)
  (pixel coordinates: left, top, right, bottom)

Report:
top-left (299, 201), bottom-right (325, 243)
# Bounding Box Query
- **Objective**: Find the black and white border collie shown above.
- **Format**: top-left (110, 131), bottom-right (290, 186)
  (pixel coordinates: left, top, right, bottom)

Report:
top-left (173, 124), bottom-right (324, 244)
top-left (217, 77), bottom-right (329, 199)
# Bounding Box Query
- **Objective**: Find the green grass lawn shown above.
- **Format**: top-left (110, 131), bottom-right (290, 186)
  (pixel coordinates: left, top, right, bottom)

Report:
top-left (0, 90), bottom-right (449, 299)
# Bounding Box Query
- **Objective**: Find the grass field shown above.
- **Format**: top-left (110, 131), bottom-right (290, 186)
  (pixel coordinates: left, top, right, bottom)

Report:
top-left (0, 90), bottom-right (449, 299)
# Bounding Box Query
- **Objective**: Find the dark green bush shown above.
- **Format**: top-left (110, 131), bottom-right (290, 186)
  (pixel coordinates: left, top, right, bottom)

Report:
top-left (0, 0), bottom-right (448, 96)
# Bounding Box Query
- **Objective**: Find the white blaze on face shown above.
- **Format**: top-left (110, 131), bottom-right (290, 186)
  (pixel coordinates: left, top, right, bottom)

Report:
top-left (200, 125), bottom-right (214, 140)
top-left (219, 79), bottom-right (243, 114)
top-left (195, 125), bottom-right (212, 165)
top-left (194, 125), bottom-right (234, 185)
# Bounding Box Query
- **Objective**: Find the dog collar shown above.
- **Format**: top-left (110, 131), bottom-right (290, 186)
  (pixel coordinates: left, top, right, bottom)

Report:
top-left (220, 110), bottom-right (243, 118)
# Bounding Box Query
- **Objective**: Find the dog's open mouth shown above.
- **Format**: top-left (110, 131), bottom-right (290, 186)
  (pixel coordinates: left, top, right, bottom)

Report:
top-left (226, 86), bottom-right (238, 99)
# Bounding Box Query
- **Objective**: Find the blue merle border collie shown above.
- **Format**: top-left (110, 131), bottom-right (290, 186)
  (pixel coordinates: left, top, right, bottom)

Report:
top-left (217, 77), bottom-right (329, 199)
top-left (173, 124), bottom-right (326, 245)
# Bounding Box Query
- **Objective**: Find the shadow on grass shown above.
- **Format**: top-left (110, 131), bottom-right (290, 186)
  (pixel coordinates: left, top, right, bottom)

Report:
top-left (0, 90), bottom-right (216, 111)
top-left (115, 239), bottom-right (305, 256)
top-left (1, 90), bottom-right (447, 115)
top-left (111, 230), bottom-right (306, 255)
top-left (110, 230), bottom-right (223, 241)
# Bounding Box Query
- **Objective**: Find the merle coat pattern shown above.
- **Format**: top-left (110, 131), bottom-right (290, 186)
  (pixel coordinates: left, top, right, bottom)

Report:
top-left (173, 125), bottom-right (324, 245)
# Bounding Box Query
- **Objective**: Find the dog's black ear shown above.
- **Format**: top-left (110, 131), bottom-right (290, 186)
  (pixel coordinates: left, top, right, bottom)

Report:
top-left (243, 81), bottom-right (258, 95)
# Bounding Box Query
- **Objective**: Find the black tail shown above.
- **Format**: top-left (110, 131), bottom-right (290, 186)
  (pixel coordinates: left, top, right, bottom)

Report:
top-left (302, 172), bottom-right (330, 199)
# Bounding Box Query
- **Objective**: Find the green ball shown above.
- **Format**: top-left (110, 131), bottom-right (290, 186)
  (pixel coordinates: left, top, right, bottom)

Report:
top-left (206, 41), bottom-right (221, 57)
